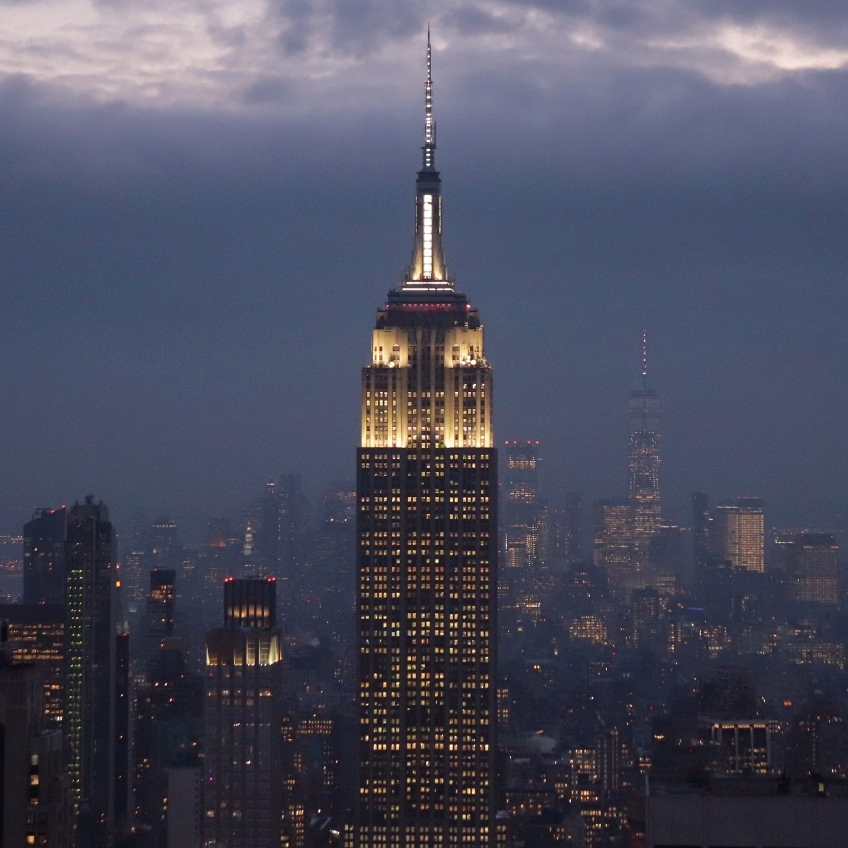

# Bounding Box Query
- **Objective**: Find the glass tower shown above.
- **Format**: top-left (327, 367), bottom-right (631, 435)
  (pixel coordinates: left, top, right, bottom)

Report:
top-left (355, 33), bottom-right (497, 847)
top-left (628, 331), bottom-right (662, 541)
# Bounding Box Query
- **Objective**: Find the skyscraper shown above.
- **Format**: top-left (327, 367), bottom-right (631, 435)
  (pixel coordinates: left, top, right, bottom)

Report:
top-left (0, 602), bottom-right (65, 725)
top-left (356, 33), bottom-right (497, 847)
top-left (503, 440), bottom-right (541, 572)
top-left (0, 631), bottom-right (71, 847)
top-left (692, 492), bottom-right (713, 573)
top-left (143, 568), bottom-right (176, 676)
top-left (711, 497), bottom-right (765, 573)
top-left (63, 496), bottom-right (123, 847)
top-left (628, 331), bottom-right (662, 542)
top-left (204, 577), bottom-right (283, 848)
top-left (592, 498), bottom-right (634, 598)
top-left (23, 506), bottom-right (67, 605)
top-left (788, 533), bottom-right (839, 605)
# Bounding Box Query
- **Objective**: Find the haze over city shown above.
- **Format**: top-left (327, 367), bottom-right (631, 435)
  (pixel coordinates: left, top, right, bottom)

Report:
top-left (2, 1), bottom-right (847, 534)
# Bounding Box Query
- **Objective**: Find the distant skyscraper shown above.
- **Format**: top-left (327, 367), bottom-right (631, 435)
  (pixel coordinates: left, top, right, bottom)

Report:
top-left (223, 574), bottom-right (277, 629)
top-left (143, 568), bottom-right (176, 676)
top-left (356, 33), bottom-right (497, 847)
top-left (149, 517), bottom-right (179, 570)
top-left (204, 577), bottom-right (283, 848)
top-left (711, 497), bottom-right (765, 573)
top-left (628, 331), bottom-right (662, 541)
top-left (563, 491), bottom-right (583, 565)
top-left (788, 533), bottom-right (839, 605)
top-left (63, 496), bottom-right (122, 847)
top-left (593, 498), bottom-right (634, 597)
top-left (313, 480), bottom-right (357, 625)
top-left (692, 492), bottom-right (713, 572)
top-left (504, 440), bottom-right (541, 572)
top-left (23, 506), bottom-right (67, 605)
top-left (646, 524), bottom-right (683, 596)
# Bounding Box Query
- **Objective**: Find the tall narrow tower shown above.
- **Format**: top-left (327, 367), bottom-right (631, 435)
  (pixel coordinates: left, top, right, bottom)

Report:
top-left (356, 32), bottom-right (497, 847)
top-left (204, 577), bottom-right (283, 848)
top-left (64, 496), bottom-right (120, 847)
top-left (628, 331), bottom-right (662, 541)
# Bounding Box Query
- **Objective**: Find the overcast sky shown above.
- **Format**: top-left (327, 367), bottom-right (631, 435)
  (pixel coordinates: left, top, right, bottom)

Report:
top-left (1, 0), bottom-right (847, 539)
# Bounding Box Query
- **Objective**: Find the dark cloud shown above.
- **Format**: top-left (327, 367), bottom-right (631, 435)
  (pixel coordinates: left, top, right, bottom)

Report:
top-left (269, 0), bottom-right (422, 58)
top-left (692, 0), bottom-right (848, 28)
top-left (440, 6), bottom-right (515, 38)
top-left (242, 76), bottom-right (295, 105)
top-left (1, 12), bottom-right (847, 535)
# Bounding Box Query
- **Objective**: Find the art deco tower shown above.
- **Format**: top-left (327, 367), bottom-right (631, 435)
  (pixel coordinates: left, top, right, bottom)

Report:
top-left (628, 331), bottom-right (662, 541)
top-left (204, 577), bottom-right (283, 848)
top-left (356, 34), bottom-right (497, 847)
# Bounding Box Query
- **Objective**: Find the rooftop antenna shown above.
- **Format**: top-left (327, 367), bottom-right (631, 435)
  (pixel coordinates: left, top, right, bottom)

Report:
top-left (423, 25), bottom-right (436, 170)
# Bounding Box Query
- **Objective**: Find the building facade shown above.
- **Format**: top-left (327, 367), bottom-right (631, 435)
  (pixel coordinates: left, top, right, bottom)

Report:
top-left (204, 577), bottom-right (283, 848)
top-left (712, 497), bottom-right (765, 573)
top-left (788, 533), bottom-right (839, 605)
top-left (503, 440), bottom-right (540, 572)
top-left (0, 639), bottom-right (71, 848)
top-left (24, 506), bottom-right (67, 605)
top-left (144, 568), bottom-right (176, 675)
top-left (593, 498), bottom-right (634, 598)
top-left (355, 34), bottom-right (497, 847)
top-left (63, 497), bottom-right (122, 847)
top-left (0, 603), bottom-right (65, 725)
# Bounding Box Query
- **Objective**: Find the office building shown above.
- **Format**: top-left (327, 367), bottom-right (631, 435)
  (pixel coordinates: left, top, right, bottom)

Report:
top-left (355, 33), bottom-right (497, 846)
top-left (0, 602), bottom-right (65, 724)
top-left (788, 533), bottom-right (839, 605)
top-left (23, 506), bottom-right (67, 605)
top-left (0, 633), bottom-right (71, 847)
top-left (504, 440), bottom-right (540, 571)
top-left (593, 499), bottom-right (634, 598)
top-left (204, 577), bottom-right (283, 848)
top-left (149, 517), bottom-right (179, 571)
top-left (253, 475), bottom-right (309, 604)
top-left (223, 575), bottom-right (277, 629)
top-left (64, 496), bottom-right (123, 847)
top-left (503, 441), bottom-right (542, 624)
top-left (563, 491), bottom-right (583, 565)
top-left (706, 720), bottom-right (772, 775)
top-left (712, 497), bottom-right (765, 573)
top-left (143, 568), bottom-right (176, 675)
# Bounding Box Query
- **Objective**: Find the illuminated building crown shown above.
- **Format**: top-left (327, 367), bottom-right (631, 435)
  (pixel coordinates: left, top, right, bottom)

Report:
top-left (403, 27), bottom-right (453, 292)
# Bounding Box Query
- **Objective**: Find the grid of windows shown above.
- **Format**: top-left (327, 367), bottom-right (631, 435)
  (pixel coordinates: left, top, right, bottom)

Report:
top-left (362, 321), bottom-right (492, 450)
top-left (357, 296), bottom-right (497, 846)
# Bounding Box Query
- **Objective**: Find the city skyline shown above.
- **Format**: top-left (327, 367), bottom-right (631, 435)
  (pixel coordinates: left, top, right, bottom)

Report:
top-left (3, 17), bottom-right (848, 848)
top-left (2, 5), bottom-right (848, 532)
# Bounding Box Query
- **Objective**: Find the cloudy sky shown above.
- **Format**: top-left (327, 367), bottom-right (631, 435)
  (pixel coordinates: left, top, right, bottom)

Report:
top-left (1, 0), bottom-right (847, 539)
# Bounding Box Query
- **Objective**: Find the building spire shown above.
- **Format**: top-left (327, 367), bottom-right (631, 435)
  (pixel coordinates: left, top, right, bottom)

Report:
top-left (641, 329), bottom-right (648, 388)
top-left (402, 29), bottom-right (451, 290)
top-left (423, 25), bottom-right (436, 170)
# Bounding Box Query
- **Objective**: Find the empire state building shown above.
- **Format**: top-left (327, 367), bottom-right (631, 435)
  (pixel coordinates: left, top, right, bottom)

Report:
top-left (355, 34), bottom-right (498, 848)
